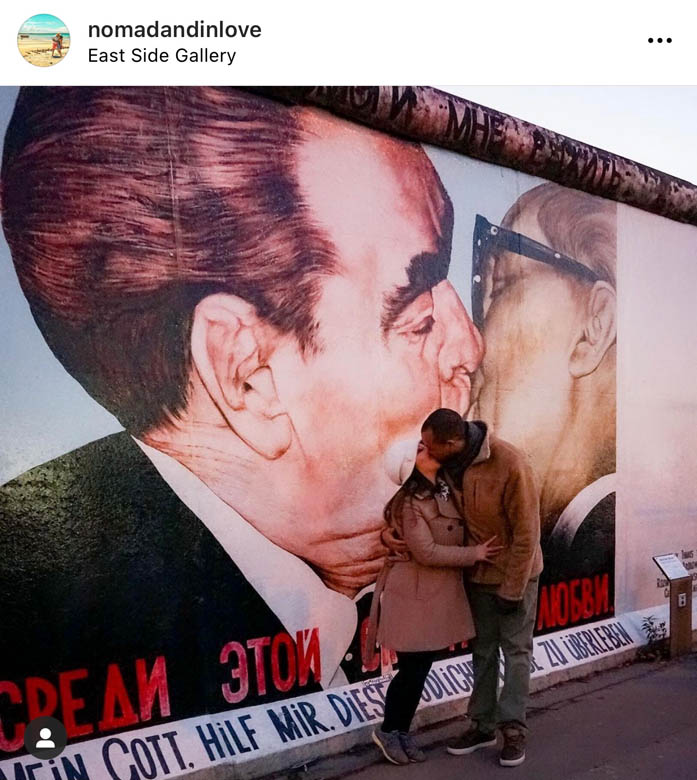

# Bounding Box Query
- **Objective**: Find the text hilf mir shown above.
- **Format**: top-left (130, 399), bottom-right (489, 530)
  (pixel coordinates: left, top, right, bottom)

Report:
top-left (89, 48), bottom-right (237, 66)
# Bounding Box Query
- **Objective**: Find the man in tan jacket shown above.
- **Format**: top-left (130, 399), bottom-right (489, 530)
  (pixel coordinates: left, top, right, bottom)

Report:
top-left (388, 408), bottom-right (542, 767)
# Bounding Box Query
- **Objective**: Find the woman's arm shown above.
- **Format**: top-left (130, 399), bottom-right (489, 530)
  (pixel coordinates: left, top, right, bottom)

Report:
top-left (402, 496), bottom-right (499, 568)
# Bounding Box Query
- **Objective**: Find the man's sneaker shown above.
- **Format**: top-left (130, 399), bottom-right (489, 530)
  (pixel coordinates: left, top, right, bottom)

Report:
top-left (372, 727), bottom-right (409, 765)
top-left (446, 724), bottom-right (497, 755)
top-left (399, 731), bottom-right (426, 762)
top-left (499, 724), bottom-right (526, 767)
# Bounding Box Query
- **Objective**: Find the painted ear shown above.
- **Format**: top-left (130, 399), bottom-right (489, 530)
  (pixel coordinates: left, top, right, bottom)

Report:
top-left (190, 293), bottom-right (292, 459)
top-left (569, 281), bottom-right (616, 378)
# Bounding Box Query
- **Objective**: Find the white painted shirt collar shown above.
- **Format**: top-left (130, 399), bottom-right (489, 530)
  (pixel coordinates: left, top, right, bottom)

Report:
top-left (133, 438), bottom-right (359, 688)
top-left (549, 472), bottom-right (617, 550)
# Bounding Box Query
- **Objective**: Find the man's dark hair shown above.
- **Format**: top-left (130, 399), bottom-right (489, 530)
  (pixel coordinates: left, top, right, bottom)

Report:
top-left (421, 408), bottom-right (466, 444)
top-left (1, 87), bottom-right (340, 435)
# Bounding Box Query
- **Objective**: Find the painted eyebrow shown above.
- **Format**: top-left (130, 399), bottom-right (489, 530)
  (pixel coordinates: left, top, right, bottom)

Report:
top-left (381, 245), bottom-right (451, 333)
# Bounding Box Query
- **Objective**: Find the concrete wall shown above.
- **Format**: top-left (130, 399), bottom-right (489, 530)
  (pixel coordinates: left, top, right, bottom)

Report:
top-left (1, 86), bottom-right (695, 779)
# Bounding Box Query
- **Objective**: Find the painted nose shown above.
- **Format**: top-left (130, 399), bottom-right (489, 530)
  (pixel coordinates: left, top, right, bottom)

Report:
top-left (433, 281), bottom-right (485, 413)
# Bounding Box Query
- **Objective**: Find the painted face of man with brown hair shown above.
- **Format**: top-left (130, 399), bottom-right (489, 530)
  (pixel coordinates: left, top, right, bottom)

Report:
top-left (0, 88), bottom-right (489, 703)
top-left (2, 88), bottom-right (483, 605)
top-left (168, 112), bottom-right (483, 594)
top-left (471, 183), bottom-right (617, 538)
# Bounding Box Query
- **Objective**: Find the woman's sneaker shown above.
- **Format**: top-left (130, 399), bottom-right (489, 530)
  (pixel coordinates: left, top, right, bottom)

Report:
top-left (499, 724), bottom-right (526, 767)
top-left (372, 727), bottom-right (409, 765)
top-left (446, 723), bottom-right (497, 755)
top-left (399, 732), bottom-right (426, 762)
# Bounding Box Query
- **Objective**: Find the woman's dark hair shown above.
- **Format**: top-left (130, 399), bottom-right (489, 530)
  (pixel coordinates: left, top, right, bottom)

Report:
top-left (383, 468), bottom-right (431, 527)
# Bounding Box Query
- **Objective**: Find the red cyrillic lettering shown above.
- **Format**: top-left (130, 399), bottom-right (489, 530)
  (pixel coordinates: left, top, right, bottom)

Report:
top-left (582, 578), bottom-right (595, 618)
top-left (59, 668), bottom-right (93, 737)
top-left (220, 641), bottom-right (248, 704)
top-left (536, 585), bottom-right (553, 630)
top-left (555, 583), bottom-right (569, 626)
top-left (297, 628), bottom-right (321, 685)
top-left (595, 574), bottom-right (610, 614)
top-left (136, 656), bottom-right (170, 721)
top-left (98, 664), bottom-right (139, 731)
top-left (247, 637), bottom-right (270, 696)
top-left (570, 579), bottom-right (582, 623)
top-left (25, 676), bottom-right (58, 721)
top-left (0, 681), bottom-right (24, 752)
top-left (271, 633), bottom-right (296, 693)
top-left (361, 617), bottom-right (380, 673)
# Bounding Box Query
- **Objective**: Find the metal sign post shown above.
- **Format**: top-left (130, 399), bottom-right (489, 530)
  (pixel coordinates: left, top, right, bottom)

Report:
top-left (653, 554), bottom-right (693, 657)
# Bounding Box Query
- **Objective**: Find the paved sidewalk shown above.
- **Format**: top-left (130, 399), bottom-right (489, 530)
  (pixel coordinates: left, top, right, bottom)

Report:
top-left (295, 654), bottom-right (697, 780)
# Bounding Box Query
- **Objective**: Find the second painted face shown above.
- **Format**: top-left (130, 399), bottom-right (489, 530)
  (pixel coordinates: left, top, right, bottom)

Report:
top-left (472, 207), bottom-right (587, 468)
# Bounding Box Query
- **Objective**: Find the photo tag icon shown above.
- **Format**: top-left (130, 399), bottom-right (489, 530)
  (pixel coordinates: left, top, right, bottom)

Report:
top-left (24, 716), bottom-right (68, 759)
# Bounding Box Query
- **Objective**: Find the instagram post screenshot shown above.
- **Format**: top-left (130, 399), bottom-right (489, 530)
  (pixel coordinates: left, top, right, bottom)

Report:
top-left (0, 2), bottom-right (695, 779)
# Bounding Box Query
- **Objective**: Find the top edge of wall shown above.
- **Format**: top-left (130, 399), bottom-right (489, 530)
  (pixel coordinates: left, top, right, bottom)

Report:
top-left (249, 86), bottom-right (697, 227)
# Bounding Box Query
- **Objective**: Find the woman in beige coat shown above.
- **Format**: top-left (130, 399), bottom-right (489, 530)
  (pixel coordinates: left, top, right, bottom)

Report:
top-left (369, 443), bottom-right (501, 765)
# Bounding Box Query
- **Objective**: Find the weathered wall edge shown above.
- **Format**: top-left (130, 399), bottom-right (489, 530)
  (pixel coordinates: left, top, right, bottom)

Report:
top-left (250, 86), bottom-right (697, 227)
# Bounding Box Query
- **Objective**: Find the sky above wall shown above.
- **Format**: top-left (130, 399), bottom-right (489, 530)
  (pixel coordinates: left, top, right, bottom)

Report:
top-left (438, 86), bottom-right (697, 186)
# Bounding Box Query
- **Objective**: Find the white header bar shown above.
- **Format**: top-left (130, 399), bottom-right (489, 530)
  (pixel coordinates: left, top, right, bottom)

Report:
top-left (1, 0), bottom-right (695, 86)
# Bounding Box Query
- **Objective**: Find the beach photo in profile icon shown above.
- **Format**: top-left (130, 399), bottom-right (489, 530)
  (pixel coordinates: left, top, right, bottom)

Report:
top-left (17, 14), bottom-right (70, 67)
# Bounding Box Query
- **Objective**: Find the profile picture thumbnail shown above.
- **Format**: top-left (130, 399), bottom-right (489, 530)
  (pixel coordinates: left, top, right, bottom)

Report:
top-left (17, 14), bottom-right (70, 67)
